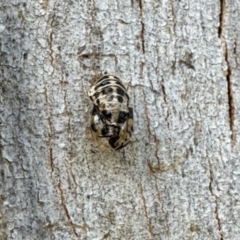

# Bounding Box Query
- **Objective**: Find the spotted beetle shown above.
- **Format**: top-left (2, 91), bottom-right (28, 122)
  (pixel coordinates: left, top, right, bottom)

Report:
top-left (88, 73), bottom-right (133, 150)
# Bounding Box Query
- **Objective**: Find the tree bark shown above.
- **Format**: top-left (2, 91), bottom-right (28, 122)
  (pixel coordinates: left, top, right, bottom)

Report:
top-left (1, 0), bottom-right (240, 239)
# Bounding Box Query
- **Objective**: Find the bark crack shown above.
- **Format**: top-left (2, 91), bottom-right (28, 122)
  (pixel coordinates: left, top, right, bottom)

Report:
top-left (137, 0), bottom-right (145, 54)
top-left (44, 87), bottom-right (54, 172)
top-left (142, 90), bottom-right (152, 139)
top-left (142, 90), bottom-right (161, 164)
top-left (62, 88), bottom-right (73, 157)
top-left (58, 183), bottom-right (78, 237)
top-left (147, 161), bottom-right (179, 174)
top-left (218, 0), bottom-right (235, 145)
top-left (155, 184), bottom-right (170, 239)
top-left (233, 41), bottom-right (237, 54)
top-left (89, 0), bottom-right (103, 73)
top-left (218, 0), bottom-right (225, 38)
top-left (139, 182), bottom-right (154, 237)
top-left (49, 14), bottom-right (55, 75)
top-left (140, 21), bottom-right (145, 54)
top-left (161, 81), bottom-right (170, 130)
top-left (225, 47), bottom-right (235, 144)
top-left (161, 84), bottom-right (167, 105)
top-left (208, 160), bottom-right (224, 240)
top-left (49, 142), bottom-right (54, 171)
top-left (139, 61), bottom-right (145, 81)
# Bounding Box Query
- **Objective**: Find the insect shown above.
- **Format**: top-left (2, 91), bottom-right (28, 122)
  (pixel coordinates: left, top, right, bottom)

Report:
top-left (88, 73), bottom-right (133, 150)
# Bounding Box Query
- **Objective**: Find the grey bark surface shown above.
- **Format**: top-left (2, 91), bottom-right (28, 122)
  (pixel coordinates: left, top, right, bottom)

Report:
top-left (0, 0), bottom-right (240, 239)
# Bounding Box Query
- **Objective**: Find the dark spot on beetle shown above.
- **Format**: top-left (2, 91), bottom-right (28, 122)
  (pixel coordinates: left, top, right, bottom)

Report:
top-left (113, 126), bottom-right (120, 136)
top-left (102, 87), bottom-right (113, 95)
top-left (91, 106), bottom-right (97, 114)
top-left (117, 111), bottom-right (127, 123)
top-left (91, 105), bottom-right (101, 118)
top-left (109, 137), bottom-right (118, 148)
top-left (102, 110), bottom-right (112, 121)
top-left (96, 99), bottom-right (100, 105)
top-left (23, 53), bottom-right (28, 59)
top-left (117, 96), bottom-right (123, 103)
top-left (117, 87), bottom-right (125, 97)
top-left (96, 80), bottom-right (110, 89)
top-left (109, 136), bottom-right (130, 150)
top-left (93, 92), bottom-right (100, 99)
top-left (101, 126), bottom-right (109, 136)
top-left (108, 95), bottom-right (114, 101)
top-left (91, 123), bottom-right (98, 132)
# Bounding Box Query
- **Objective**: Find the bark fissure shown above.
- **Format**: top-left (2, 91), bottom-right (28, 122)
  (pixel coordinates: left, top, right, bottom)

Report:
top-left (142, 90), bottom-right (161, 163)
top-left (161, 84), bottom-right (167, 105)
top-left (140, 61), bottom-right (145, 81)
top-left (218, 0), bottom-right (235, 144)
top-left (66, 160), bottom-right (78, 191)
top-left (139, 183), bottom-right (154, 237)
top-left (44, 87), bottom-right (54, 172)
top-left (49, 14), bottom-right (55, 75)
top-left (218, 0), bottom-right (225, 37)
top-left (142, 90), bottom-right (152, 141)
top-left (58, 183), bottom-right (78, 237)
top-left (153, 135), bottom-right (160, 164)
top-left (140, 21), bottom-right (145, 54)
top-left (143, 91), bottom-right (160, 164)
top-left (147, 161), bottom-right (178, 174)
top-left (137, 0), bottom-right (145, 54)
top-left (155, 184), bottom-right (170, 239)
top-left (62, 89), bottom-right (73, 156)
top-left (208, 161), bottom-right (224, 240)
top-left (49, 32), bottom-right (54, 67)
top-left (89, 0), bottom-right (103, 72)
top-left (161, 83), bottom-right (170, 129)
top-left (49, 143), bottom-right (54, 171)
top-left (225, 48), bottom-right (235, 144)
top-left (233, 41), bottom-right (237, 54)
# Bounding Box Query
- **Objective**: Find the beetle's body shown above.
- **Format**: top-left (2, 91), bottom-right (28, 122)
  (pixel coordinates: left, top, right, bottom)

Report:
top-left (88, 74), bottom-right (133, 150)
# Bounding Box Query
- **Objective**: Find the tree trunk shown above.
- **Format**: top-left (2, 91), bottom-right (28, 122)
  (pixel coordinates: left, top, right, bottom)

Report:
top-left (1, 0), bottom-right (240, 239)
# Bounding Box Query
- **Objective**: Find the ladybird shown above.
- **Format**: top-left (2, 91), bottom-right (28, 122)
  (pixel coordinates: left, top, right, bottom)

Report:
top-left (88, 73), bottom-right (133, 150)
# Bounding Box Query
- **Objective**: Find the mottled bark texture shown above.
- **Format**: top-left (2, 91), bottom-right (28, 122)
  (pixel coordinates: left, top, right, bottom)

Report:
top-left (1, 0), bottom-right (240, 239)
